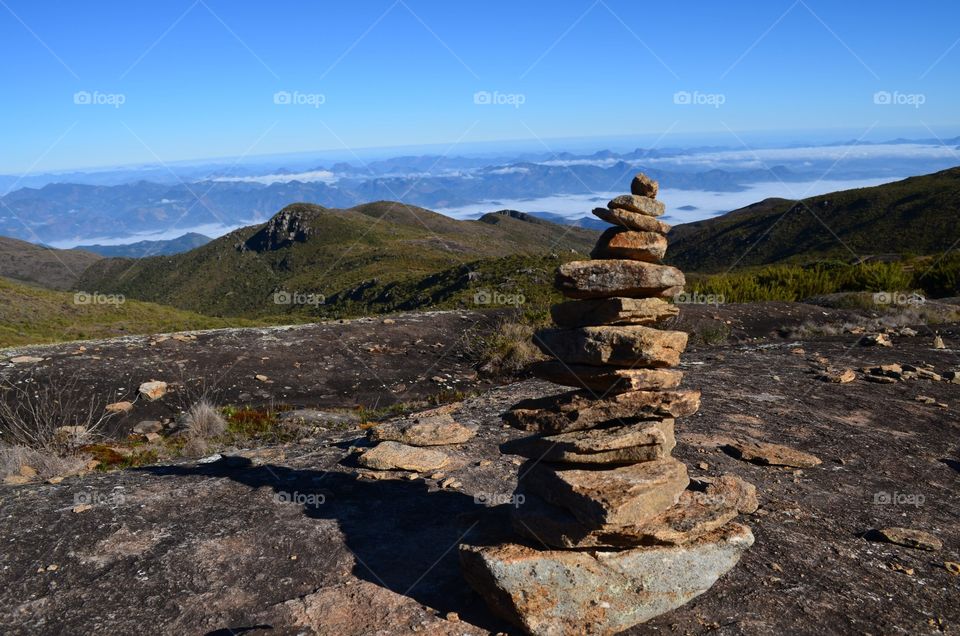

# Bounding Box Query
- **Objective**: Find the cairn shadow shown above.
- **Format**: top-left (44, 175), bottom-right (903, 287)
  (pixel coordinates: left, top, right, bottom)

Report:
top-left (138, 457), bottom-right (516, 633)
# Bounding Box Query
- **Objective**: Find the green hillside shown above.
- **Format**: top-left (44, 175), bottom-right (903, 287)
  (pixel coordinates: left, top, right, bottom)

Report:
top-left (668, 167), bottom-right (960, 272)
top-left (0, 236), bottom-right (102, 290)
top-left (76, 202), bottom-right (598, 317)
top-left (0, 277), bottom-right (259, 348)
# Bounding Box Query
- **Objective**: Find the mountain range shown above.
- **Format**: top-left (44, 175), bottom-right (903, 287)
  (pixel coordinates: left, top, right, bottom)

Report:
top-left (75, 202), bottom-right (598, 317)
top-left (75, 233), bottom-right (212, 258)
top-left (667, 167), bottom-right (960, 272)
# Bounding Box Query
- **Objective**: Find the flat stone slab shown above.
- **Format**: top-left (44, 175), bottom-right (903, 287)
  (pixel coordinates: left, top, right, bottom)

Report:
top-left (535, 325), bottom-right (688, 368)
top-left (500, 419), bottom-right (675, 465)
top-left (460, 523), bottom-right (755, 636)
top-left (519, 458), bottom-right (689, 528)
top-left (556, 260), bottom-right (685, 300)
top-left (551, 297), bottom-right (678, 328)
top-left (530, 361), bottom-right (683, 393)
top-left (370, 412), bottom-right (476, 446)
top-left (608, 194), bottom-right (666, 217)
top-left (871, 527), bottom-right (942, 551)
top-left (592, 207), bottom-right (671, 234)
top-left (514, 474), bottom-right (757, 548)
top-left (504, 388), bottom-right (701, 434)
top-left (591, 228), bottom-right (667, 262)
top-left (356, 441), bottom-right (450, 472)
top-left (723, 439), bottom-right (822, 468)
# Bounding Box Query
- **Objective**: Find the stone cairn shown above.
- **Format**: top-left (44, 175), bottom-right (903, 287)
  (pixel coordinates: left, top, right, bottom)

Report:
top-left (461, 174), bottom-right (757, 636)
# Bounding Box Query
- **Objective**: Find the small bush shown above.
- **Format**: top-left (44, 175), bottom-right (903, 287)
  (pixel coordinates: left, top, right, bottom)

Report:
top-left (182, 400), bottom-right (227, 441)
top-left (0, 444), bottom-right (88, 481)
top-left (0, 374), bottom-right (112, 454)
top-left (468, 318), bottom-right (547, 377)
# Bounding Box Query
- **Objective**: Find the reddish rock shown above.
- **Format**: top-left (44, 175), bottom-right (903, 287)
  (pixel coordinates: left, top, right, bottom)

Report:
top-left (591, 228), bottom-right (668, 262)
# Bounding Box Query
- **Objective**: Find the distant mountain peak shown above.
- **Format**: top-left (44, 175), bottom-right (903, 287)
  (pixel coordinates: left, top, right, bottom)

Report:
top-left (241, 203), bottom-right (322, 252)
top-left (478, 209), bottom-right (550, 226)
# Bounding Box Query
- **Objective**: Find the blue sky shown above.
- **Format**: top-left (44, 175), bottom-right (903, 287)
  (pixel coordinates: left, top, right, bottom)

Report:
top-left (2, 0), bottom-right (958, 173)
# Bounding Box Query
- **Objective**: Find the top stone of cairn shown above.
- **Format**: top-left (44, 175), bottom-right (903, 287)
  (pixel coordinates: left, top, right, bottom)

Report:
top-left (631, 173), bottom-right (659, 198)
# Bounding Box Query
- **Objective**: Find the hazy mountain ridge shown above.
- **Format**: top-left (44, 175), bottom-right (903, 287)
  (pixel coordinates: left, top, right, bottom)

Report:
top-left (76, 233), bottom-right (212, 258)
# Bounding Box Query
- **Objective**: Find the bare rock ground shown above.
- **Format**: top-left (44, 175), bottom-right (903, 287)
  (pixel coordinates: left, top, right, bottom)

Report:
top-left (0, 305), bottom-right (958, 634)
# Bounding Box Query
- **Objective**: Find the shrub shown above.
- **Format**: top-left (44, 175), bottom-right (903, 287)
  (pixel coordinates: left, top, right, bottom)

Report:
top-left (0, 374), bottom-right (112, 454)
top-left (467, 317), bottom-right (547, 377)
top-left (182, 399), bottom-right (228, 441)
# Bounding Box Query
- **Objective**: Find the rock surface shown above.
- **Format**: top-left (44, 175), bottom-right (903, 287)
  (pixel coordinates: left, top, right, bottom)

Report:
top-left (520, 458), bottom-right (689, 528)
top-left (504, 388), bottom-right (701, 434)
top-left (357, 441), bottom-right (450, 472)
top-left (555, 260), bottom-right (685, 299)
top-left (513, 476), bottom-right (754, 548)
top-left (873, 527), bottom-right (943, 551)
top-left (592, 207), bottom-right (671, 233)
top-left (591, 228), bottom-right (667, 262)
top-left (501, 419), bottom-right (675, 465)
top-left (631, 173), bottom-right (659, 198)
top-left (370, 411), bottom-right (476, 447)
top-left (535, 325), bottom-right (688, 368)
top-left (723, 439), bottom-right (822, 468)
top-left (529, 361), bottom-right (683, 393)
top-left (550, 296), bottom-right (678, 328)
top-left (608, 194), bottom-right (666, 217)
top-left (138, 381), bottom-right (167, 401)
top-left (460, 523), bottom-right (755, 636)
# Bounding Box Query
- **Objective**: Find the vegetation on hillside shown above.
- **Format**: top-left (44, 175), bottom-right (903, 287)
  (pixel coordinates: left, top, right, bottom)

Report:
top-left (668, 167), bottom-right (960, 272)
top-left (685, 255), bottom-right (960, 303)
top-left (0, 277), bottom-right (260, 348)
top-left (76, 202), bottom-right (598, 318)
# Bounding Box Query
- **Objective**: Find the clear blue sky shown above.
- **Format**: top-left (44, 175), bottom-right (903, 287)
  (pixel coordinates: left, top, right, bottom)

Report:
top-left (2, 0), bottom-right (958, 173)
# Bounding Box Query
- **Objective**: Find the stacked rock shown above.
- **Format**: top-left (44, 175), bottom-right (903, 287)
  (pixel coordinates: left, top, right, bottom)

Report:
top-left (461, 174), bottom-right (756, 636)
